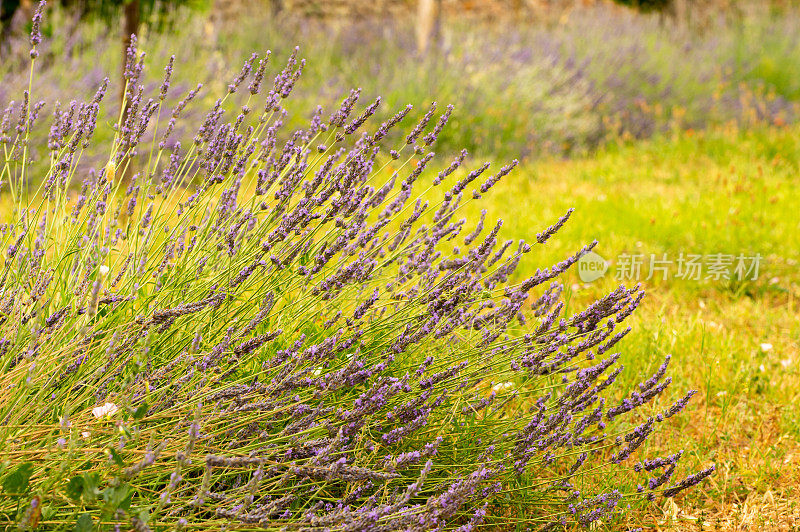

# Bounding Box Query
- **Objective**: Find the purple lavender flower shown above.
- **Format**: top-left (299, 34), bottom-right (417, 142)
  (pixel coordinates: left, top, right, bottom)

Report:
top-left (29, 1), bottom-right (46, 58)
top-left (0, 14), bottom-right (708, 530)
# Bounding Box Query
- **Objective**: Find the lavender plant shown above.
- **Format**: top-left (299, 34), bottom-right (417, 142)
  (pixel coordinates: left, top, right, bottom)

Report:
top-left (0, 3), bottom-right (713, 530)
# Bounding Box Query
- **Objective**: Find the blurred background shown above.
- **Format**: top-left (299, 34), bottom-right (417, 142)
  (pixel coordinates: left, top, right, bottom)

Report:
top-left (2, 0), bottom-right (800, 163)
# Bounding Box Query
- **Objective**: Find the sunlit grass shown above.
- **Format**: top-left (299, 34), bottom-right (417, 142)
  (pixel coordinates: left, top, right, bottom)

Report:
top-left (444, 122), bottom-right (800, 528)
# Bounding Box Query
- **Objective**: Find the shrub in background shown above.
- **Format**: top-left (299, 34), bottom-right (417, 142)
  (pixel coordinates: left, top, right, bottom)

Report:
top-left (3, 3), bottom-right (800, 163)
top-left (0, 3), bottom-right (713, 530)
top-left (612, 0), bottom-right (674, 12)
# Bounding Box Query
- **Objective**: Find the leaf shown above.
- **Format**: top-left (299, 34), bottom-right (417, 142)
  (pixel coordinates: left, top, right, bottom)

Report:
top-left (2, 462), bottom-right (34, 494)
top-left (101, 483), bottom-right (131, 509)
top-left (107, 447), bottom-right (125, 467)
top-left (64, 476), bottom-right (84, 501)
top-left (41, 505), bottom-right (57, 520)
top-left (300, 248), bottom-right (312, 266)
top-left (132, 403), bottom-right (148, 420)
top-left (119, 489), bottom-right (133, 511)
top-left (74, 512), bottom-right (93, 532)
top-left (81, 472), bottom-right (101, 503)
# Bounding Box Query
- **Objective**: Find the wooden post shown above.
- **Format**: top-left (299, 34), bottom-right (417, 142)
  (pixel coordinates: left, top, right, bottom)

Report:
top-left (119, 0), bottom-right (140, 186)
top-left (674, 0), bottom-right (688, 22)
top-left (416, 0), bottom-right (442, 55)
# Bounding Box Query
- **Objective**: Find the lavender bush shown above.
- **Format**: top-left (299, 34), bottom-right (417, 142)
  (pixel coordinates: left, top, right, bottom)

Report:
top-left (0, 4), bottom-right (713, 530)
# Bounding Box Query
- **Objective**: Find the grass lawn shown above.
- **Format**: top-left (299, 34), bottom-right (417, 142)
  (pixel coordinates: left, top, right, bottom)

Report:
top-left (459, 123), bottom-right (800, 529)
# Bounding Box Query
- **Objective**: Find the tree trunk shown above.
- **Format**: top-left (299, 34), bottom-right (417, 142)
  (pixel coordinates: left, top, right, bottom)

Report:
top-left (673, 0), bottom-right (688, 26)
top-left (416, 0), bottom-right (442, 55)
top-left (269, 0), bottom-right (283, 16)
top-left (1, 0), bottom-right (34, 59)
top-left (121, 0), bottom-right (140, 106)
top-left (119, 0), bottom-right (140, 187)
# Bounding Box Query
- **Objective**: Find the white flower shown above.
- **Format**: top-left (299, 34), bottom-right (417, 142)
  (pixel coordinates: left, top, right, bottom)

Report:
top-left (99, 265), bottom-right (110, 276)
top-left (81, 431), bottom-right (91, 439)
top-left (780, 358), bottom-right (792, 369)
top-left (312, 367), bottom-right (322, 377)
top-left (491, 382), bottom-right (514, 393)
top-left (92, 402), bottom-right (119, 419)
top-left (760, 343), bottom-right (773, 353)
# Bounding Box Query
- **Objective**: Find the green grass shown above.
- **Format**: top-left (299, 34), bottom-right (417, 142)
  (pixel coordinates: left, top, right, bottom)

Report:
top-left (450, 123), bottom-right (800, 528)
